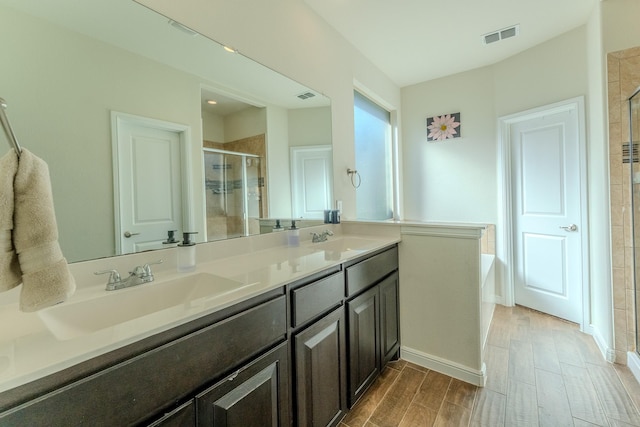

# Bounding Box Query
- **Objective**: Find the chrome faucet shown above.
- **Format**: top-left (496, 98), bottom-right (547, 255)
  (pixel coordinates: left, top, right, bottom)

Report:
top-left (95, 260), bottom-right (163, 291)
top-left (311, 229), bottom-right (334, 243)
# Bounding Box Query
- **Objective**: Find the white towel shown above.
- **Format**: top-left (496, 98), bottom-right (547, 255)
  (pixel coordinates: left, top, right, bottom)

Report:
top-left (0, 148), bottom-right (75, 312)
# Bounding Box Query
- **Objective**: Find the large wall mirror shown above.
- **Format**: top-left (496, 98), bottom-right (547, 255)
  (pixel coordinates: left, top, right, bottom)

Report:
top-left (0, 0), bottom-right (333, 263)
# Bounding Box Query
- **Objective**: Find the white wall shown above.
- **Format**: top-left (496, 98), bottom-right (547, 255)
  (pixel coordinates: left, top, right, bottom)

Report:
top-left (402, 26), bottom-right (589, 225)
top-left (586, 4), bottom-right (614, 360)
top-left (401, 66), bottom-right (496, 223)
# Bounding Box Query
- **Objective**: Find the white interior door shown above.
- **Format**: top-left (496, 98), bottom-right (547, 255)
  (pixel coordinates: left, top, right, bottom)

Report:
top-left (509, 102), bottom-right (585, 324)
top-left (290, 145), bottom-right (333, 219)
top-left (113, 113), bottom-right (185, 255)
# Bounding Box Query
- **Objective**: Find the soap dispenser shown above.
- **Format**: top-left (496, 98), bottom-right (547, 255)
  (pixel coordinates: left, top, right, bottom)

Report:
top-left (177, 232), bottom-right (198, 272)
top-left (162, 230), bottom-right (179, 244)
top-left (273, 219), bottom-right (284, 232)
top-left (287, 220), bottom-right (300, 247)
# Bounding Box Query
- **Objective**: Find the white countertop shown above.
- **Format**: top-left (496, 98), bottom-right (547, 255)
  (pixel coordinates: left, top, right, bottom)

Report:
top-left (0, 229), bottom-right (400, 393)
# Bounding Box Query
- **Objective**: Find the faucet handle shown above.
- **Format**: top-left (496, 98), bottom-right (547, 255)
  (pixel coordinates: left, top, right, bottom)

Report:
top-left (144, 259), bottom-right (163, 267)
top-left (94, 269), bottom-right (121, 285)
top-left (142, 259), bottom-right (163, 276)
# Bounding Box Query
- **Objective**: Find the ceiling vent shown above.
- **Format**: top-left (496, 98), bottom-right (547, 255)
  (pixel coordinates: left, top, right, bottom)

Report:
top-left (297, 91), bottom-right (316, 100)
top-left (482, 24), bottom-right (519, 45)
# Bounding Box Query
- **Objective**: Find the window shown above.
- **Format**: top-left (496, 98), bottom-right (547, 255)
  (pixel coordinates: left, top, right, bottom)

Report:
top-left (353, 90), bottom-right (394, 220)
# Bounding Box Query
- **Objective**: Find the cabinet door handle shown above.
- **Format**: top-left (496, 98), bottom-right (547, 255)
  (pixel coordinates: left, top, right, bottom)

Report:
top-left (227, 370), bottom-right (239, 381)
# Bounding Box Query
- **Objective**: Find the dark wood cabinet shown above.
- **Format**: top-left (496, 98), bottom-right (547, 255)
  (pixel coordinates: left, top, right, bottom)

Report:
top-left (196, 342), bottom-right (289, 427)
top-left (293, 307), bottom-right (347, 427)
top-left (0, 291), bottom-right (288, 427)
top-left (346, 286), bottom-right (380, 406)
top-left (380, 272), bottom-right (400, 365)
top-left (345, 248), bottom-right (400, 408)
top-left (147, 401), bottom-right (196, 427)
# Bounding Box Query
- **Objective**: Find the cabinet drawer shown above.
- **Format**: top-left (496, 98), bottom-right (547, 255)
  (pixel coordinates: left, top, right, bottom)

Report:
top-left (346, 246), bottom-right (398, 297)
top-left (291, 271), bottom-right (344, 328)
top-left (196, 341), bottom-right (289, 427)
top-left (0, 295), bottom-right (287, 427)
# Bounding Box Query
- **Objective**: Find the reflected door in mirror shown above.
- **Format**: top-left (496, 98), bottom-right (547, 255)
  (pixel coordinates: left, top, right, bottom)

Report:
top-left (290, 145), bottom-right (333, 219)
top-left (113, 113), bottom-right (187, 254)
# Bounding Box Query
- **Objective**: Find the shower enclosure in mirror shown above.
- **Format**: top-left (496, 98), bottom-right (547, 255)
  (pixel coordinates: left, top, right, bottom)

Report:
top-left (630, 86), bottom-right (640, 358)
top-left (203, 149), bottom-right (263, 241)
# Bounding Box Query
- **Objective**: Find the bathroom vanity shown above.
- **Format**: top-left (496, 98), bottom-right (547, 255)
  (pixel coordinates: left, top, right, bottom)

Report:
top-left (0, 220), bottom-right (493, 425)
top-left (0, 233), bottom-right (400, 426)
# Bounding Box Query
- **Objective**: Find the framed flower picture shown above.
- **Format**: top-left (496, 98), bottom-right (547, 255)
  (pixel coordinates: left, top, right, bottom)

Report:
top-left (426, 112), bottom-right (461, 142)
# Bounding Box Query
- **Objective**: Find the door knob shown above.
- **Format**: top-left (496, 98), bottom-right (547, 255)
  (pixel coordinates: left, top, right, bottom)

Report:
top-left (559, 224), bottom-right (578, 232)
top-left (124, 231), bottom-right (140, 238)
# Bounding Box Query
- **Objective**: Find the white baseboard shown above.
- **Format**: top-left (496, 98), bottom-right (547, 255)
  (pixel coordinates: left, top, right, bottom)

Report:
top-left (628, 352), bottom-right (640, 385)
top-left (592, 328), bottom-right (616, 363)
top-left (401, 346), bottom-right (486, 387)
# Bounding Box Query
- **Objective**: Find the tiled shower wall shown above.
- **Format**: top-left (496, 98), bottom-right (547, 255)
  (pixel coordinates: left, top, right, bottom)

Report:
top-left (607, 46), bottom-right (640, 364)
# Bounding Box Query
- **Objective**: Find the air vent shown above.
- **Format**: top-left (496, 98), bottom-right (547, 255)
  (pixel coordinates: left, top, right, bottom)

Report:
top-left (297, 92), bottom-right (316, 100)
top-left (482, 24), bottom-right (519, 45)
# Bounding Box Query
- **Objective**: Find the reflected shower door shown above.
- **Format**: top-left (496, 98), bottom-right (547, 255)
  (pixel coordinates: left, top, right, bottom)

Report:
top-left (203, 150), bottom-right (261, 241)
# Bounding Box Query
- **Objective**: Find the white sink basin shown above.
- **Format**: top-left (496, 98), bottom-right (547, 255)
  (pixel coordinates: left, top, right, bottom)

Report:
top-left (38, 273), bottom-right (247, 340)
top-left (309, 236), bottom-right (380, 253)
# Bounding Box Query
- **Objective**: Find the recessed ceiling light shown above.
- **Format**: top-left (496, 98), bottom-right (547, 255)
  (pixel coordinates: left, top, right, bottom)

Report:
top-left (207, 100), bottom-right (217, 105)
top-left (223, 46), bottom-right (238, 53)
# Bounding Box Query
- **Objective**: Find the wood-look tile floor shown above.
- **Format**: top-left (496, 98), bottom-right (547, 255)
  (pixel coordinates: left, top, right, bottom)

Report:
top-left (340, 304), bottom-right (640, 427)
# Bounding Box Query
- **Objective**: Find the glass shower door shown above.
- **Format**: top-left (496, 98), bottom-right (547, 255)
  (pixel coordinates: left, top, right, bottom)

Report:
top-left (203, 149), bottom-right (261, 241)
top-left (630, 87), bottom-right (640, 356)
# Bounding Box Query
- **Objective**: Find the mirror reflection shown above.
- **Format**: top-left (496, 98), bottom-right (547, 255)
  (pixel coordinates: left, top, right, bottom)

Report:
top-left (0, 0), bottom-right (332, 263)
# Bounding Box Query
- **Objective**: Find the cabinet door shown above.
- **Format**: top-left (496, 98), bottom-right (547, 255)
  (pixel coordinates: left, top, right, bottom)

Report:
top-left (346, 286), bottom-right (380, 407)
top-left (294, 307), bottom-right (347, 427)
top-left (147, 401), bottom-right (195, 427)
top-left (196, 342), bottom-right (289, 427)
top-left (380, 272), bottom-right (400, 365)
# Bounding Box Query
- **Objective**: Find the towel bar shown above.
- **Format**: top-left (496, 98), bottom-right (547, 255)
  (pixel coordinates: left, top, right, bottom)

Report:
top-left (0, 97), bottom-right (22, 158)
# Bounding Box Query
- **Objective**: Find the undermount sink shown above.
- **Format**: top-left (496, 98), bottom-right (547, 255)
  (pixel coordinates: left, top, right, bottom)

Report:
top-left (38, 273), bottom-right (248, 340)
top-left (309, 236), bottom-right (380, 253)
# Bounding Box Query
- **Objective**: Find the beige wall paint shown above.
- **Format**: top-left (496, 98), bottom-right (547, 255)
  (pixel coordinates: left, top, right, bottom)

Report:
top-left (202, 111), bottom-right (225, 142)
top-left (224, 107), bottom-right (267, 143)
top-left (266, 106), bottom-right (292, 218)
top-left (602, 0), bottom-right (640, 54)
top-left (288, 107), bottom-right (332, 147)
top-left (492, 26), bottom-right (589, 117)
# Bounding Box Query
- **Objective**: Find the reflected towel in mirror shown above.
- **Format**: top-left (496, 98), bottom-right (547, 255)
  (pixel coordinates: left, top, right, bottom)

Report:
top-left (0, 148), bottom-right (75, 312)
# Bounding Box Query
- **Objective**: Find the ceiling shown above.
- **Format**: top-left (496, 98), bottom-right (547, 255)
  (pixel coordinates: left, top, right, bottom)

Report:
top-left (303, 0), bottom-right (598, 87)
